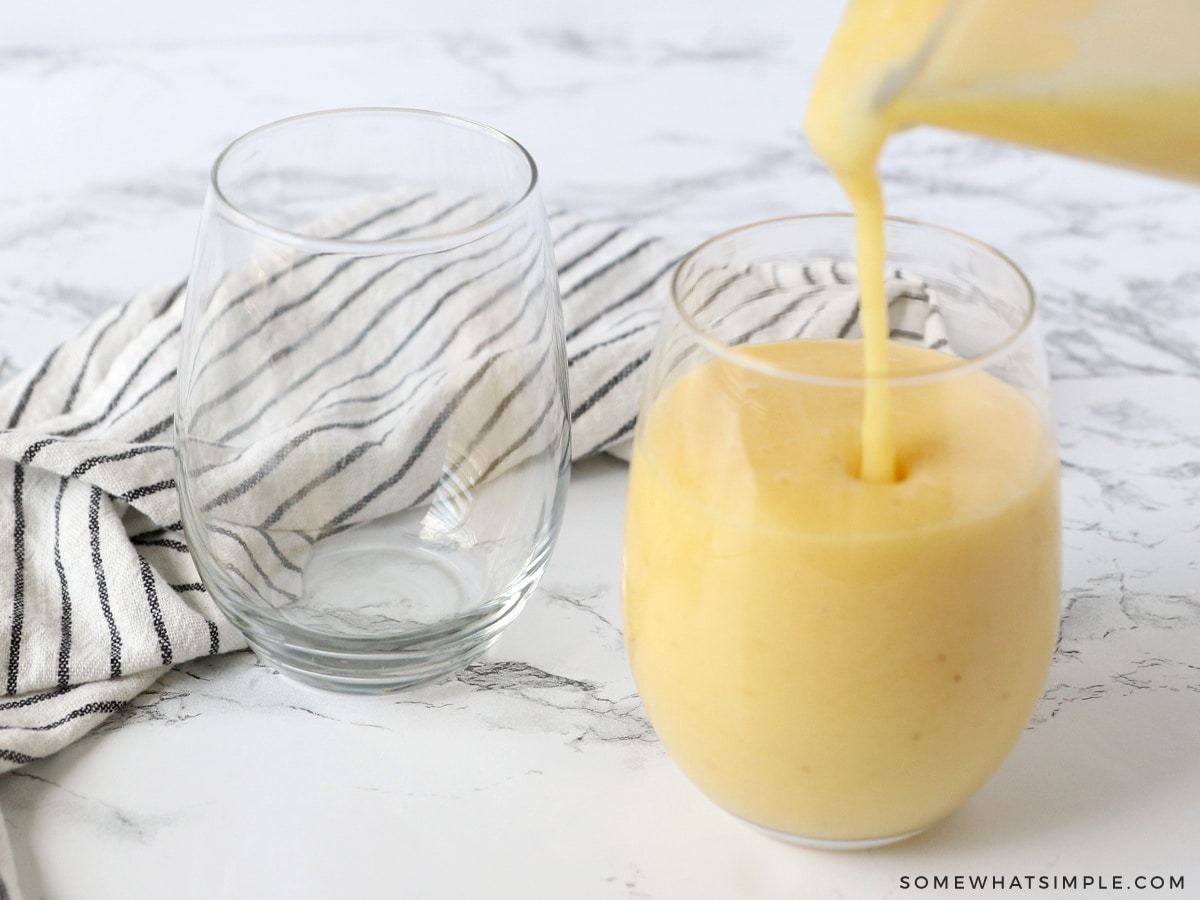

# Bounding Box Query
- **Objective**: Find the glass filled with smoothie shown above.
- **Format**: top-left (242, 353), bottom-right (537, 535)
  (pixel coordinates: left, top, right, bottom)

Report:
top-left (622, 214), bottom-right (1060, 848)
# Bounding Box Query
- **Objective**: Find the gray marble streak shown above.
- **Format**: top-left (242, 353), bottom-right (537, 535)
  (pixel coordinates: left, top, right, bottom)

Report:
top-left (541, 583), bottom-right (626, 646)
top-left (102, 636), bottom-right (656, 748)
top-left (1044, 291), bottom-right (1200, 379)
top-left (0, 47), bottom-right (94, 77)
top-left (2, 772), bottom-right (175, 845)
top-left (1, 5), bottom-right (1199, 897)
top-left (0, 277), bottom-right (117, 323)
top-left (456, 660), bottom-right (655, 745)
top-left (0, 172), bottom-right (208, 376)
top-left (1043, 373), bottom-right (1200, 736)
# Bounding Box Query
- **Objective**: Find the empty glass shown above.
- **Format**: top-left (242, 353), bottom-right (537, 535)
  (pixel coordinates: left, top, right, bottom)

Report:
top-left (176, 109), bottom-right (571, 693)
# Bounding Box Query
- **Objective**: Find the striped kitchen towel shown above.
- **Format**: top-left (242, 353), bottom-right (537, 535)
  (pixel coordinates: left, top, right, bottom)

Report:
top-left (0, 209), bottom-right (681, 771)
top-left (0, 203), bottom-right (943, 899)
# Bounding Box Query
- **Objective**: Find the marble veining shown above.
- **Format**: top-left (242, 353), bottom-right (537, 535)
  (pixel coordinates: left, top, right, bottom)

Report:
top-left (4, 771), bottom-right (175, 845)
top-left (1, 3), bottom-right (1199, 898)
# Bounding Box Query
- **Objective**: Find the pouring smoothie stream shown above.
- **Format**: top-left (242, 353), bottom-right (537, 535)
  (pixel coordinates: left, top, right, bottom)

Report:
top-left (806, 0), bottom-right (1200, 479)
top-left (624, 0), bottom-right (1191, 847)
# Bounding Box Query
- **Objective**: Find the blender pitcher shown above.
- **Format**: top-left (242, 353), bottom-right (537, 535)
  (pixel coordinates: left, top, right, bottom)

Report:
top-left (855, 0), bottom-right (1200, 183)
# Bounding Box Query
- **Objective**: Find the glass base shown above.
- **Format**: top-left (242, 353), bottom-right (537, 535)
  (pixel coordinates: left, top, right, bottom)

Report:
top-left (744, 818), bottom-right (928, 851)
top-left (245, 634), bottom-right (494, 695)
top-left (237, 595), bottom-right (527, 694)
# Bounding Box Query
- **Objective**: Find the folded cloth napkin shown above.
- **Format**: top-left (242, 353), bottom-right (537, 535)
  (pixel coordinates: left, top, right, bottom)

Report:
top-left (0, 209), bottom-right (942, 898)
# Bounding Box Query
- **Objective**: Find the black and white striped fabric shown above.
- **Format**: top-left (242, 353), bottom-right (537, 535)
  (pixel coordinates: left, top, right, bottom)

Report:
top-left (0, 207), bottom-right (945, 899)
top-left (175, 193), bottom-right (569, 621)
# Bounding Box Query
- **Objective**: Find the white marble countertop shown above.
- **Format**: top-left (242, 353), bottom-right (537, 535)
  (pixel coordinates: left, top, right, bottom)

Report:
top-left (2, 2), bottom-right (1199, 897)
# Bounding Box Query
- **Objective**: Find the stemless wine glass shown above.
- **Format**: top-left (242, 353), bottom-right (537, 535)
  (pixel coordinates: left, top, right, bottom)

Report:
top-left (176, 109), bottom-right (571, 693)
top-left (623, 214), bottom-right (1061, 847)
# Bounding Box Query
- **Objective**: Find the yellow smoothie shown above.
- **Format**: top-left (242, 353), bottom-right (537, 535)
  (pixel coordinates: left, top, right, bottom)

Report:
top-left (623, 341), bottom-right (1060, 840)
top-left (622, 0), bottom-right (1125, 842)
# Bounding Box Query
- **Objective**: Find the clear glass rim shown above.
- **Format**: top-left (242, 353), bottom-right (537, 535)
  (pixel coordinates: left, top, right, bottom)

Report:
top-left (669, 212), bottom-right (1038, 388)
top-left (209, 107), bottom-right (540, 255)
